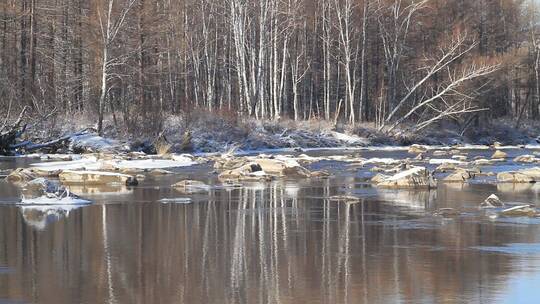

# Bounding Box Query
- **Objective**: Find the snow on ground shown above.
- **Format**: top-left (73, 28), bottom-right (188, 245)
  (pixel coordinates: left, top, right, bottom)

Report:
top-left (31, 156), bottom-right (100, 171)
top-left (330, 131), bottom-right (368, 145)
top-left (29, 153), bottom-right (198, 172)
top-left (70, 133), bottom-right (123, 151)
top-left (114, 158), bottom-right (197, 169)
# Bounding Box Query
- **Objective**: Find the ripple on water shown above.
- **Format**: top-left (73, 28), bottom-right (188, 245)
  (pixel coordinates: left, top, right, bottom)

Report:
top-left (0, 266), bottom-right (13, 274)
top-left (472, 243), bottom-right (540, 256)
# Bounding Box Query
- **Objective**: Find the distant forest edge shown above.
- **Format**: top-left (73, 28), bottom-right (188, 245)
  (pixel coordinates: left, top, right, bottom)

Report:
top-left (0, 0), bottom-right (538, 136)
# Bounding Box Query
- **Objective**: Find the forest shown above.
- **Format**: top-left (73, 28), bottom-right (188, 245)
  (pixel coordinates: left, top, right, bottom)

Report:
top-left (0, 0), bottom-right (539, 139)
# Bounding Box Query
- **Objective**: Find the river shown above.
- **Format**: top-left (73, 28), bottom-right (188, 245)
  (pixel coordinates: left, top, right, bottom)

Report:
top-left (1, 148), bottom-right (540, 303)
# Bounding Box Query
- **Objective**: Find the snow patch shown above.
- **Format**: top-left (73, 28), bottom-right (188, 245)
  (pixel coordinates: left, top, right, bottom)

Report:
top-left (361, 158), bottom-right (402, 165)
top-left (114, 158), bottom-right (197, 169)
top-left (31, 156), bottom-right (100, 171)
top-left (158, 198), bottom-right (192, 204)
top-left (70, 133), bottom-right (121, 151)
top-left (428, 159), bottom-right (465, 165)
top-left (386, 167), bottom-right (426, 181)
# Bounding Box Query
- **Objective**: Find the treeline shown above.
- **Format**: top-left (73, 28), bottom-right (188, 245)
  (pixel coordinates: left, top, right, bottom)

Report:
top-left (0, 0), bottom-right (539, 135)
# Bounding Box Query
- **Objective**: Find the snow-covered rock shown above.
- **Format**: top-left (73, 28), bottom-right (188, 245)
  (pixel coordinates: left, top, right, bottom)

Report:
top-left (376, 167), bottom-right (436, 189)
top-left (497, 167), bottom-right (540, 183)
top-left (173, 180), bottom-right (210, 194)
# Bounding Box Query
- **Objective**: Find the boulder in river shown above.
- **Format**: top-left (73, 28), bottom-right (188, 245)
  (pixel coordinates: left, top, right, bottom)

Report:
top-left (173, 180), bottom-right (210, 194)
top-left (491, 150), bottom-right (507, 159)
top-left (432, 150), bottom-right (448, 156)
top-left (435, 163), bottom-right (458, 172)
top-left (513, 155), bottom-right (539, 163)
top-left (253, 158), bottom-right (311, 178)
top-left (310, 170), bottom-right (331, 178)
top-left (371, 173), bottom-right (390, 184)
top-left (479, 194), bottom-right (504, 209)
top-left (433, 208), bottom-right (461, 217)
top-left (59, 170), bottom-right (138, 186)
top-left (21, 178), bottom-right (59, 198)
top-left (218, 163), bottom-right (272, 182)
top-left (408, 144), bottom-right (427, 154)
top-left (442, 169), bottom-right (476, 183)
top-left (328, 195), bottom-right (361, 204)
top-left (501, 205), bottom-right (537, 217)
top-left (6, 168), bottom-right (37, 184)
top-left (376, 167), bottom-right (436, 189)
top-left (497, 167), bottom-right (540, 183)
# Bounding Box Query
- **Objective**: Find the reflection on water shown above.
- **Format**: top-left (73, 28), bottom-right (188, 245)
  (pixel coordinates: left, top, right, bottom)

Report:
top-left (2, 149), bottom-right (540, 303)
top-left (1, 180), bottom-right (540, 304)
top-left (19, 205), bottom-right (83, 231)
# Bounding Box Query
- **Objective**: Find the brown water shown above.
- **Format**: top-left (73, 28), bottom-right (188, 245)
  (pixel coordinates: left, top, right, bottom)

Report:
top-left (1, 149), bottom-right (540, 304)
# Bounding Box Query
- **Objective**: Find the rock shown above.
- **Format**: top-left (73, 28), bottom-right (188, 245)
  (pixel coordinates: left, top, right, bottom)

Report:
top-left (371, 173), bottom-right (390, 183)
top-left (172, 180), bottom-right (210, 194)
top-left (434, 208), bottom-right (460, 217)
top-left (513, 155), bottom-right (538, 163)
top-left (6, 168), bottom-right (37, 184)
top-left (432, 150), bottom-right (448, 156)
top-left (149, 169), bottom-right (174, 175)
top-left (491, 150), bottom-right (507, 159)
top-left (442, 169), bottom-right (475, 183)
top-left (310, 170), bottom-right (331, 178)
top-left (21, 178), bottom-right (60, 198)
top-left (474, 159), bottom-right (495, 166)
top-left (414, 153), bottom-right (424, 160)
top-left (370, 166), bottom-right (385, 173)
top-left (452, 155), bottom-right (468, 161)
top-left (59, 170), bottom-right (138, 186)
top-left (376, 167), bottom-right (436, 189)
top-left (120, 168), bottom-right (147, 175)
top-left (328, 195), bottom-right (361, 204)
top-left (408, 144), bottom-right (427, 154)
top-left (253, 158), bottom-right (311, 178)
top-left (213, 157), bottom-right (249, 170)
top-left (480, 194), bottom-right (504, 209)
top-left (501, 205), bottom-right (537, 217)
top-left (218, 163), bottom-right (272, 181)
top-left (497, 167), bottom-right (540, 183)
top-left (435, 163), bottom-right (458, 172)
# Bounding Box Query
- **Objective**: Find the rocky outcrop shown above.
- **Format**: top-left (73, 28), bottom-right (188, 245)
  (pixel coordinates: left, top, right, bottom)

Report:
top-left (59, 170), bottom-right (138, 186)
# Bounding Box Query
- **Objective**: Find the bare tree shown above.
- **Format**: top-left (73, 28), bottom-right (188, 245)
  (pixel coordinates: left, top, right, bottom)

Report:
top-left (96, 0), bottom-right (138, 135)
top-left (380, 33), bottom-right (500, 133)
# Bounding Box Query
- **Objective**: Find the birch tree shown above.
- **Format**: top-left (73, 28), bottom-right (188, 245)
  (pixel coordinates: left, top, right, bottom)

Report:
top-left (96, 0), bottom-right (138, 135)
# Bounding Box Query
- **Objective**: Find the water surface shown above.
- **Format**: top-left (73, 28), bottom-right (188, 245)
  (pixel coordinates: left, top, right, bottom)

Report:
top-left (1, 149), bottom-right (540, 303)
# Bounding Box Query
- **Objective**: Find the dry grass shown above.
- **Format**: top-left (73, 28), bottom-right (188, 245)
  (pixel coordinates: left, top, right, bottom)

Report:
top-left (155, 140), bottom-right (172, 157)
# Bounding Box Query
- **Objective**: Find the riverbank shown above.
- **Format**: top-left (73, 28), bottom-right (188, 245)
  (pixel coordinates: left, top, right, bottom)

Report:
top-left (8, 111), bottom-right (540, 155)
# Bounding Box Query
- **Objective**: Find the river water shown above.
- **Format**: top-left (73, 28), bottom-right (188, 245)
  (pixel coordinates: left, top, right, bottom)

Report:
top-left (1, 149), bottom-right (540, 303)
